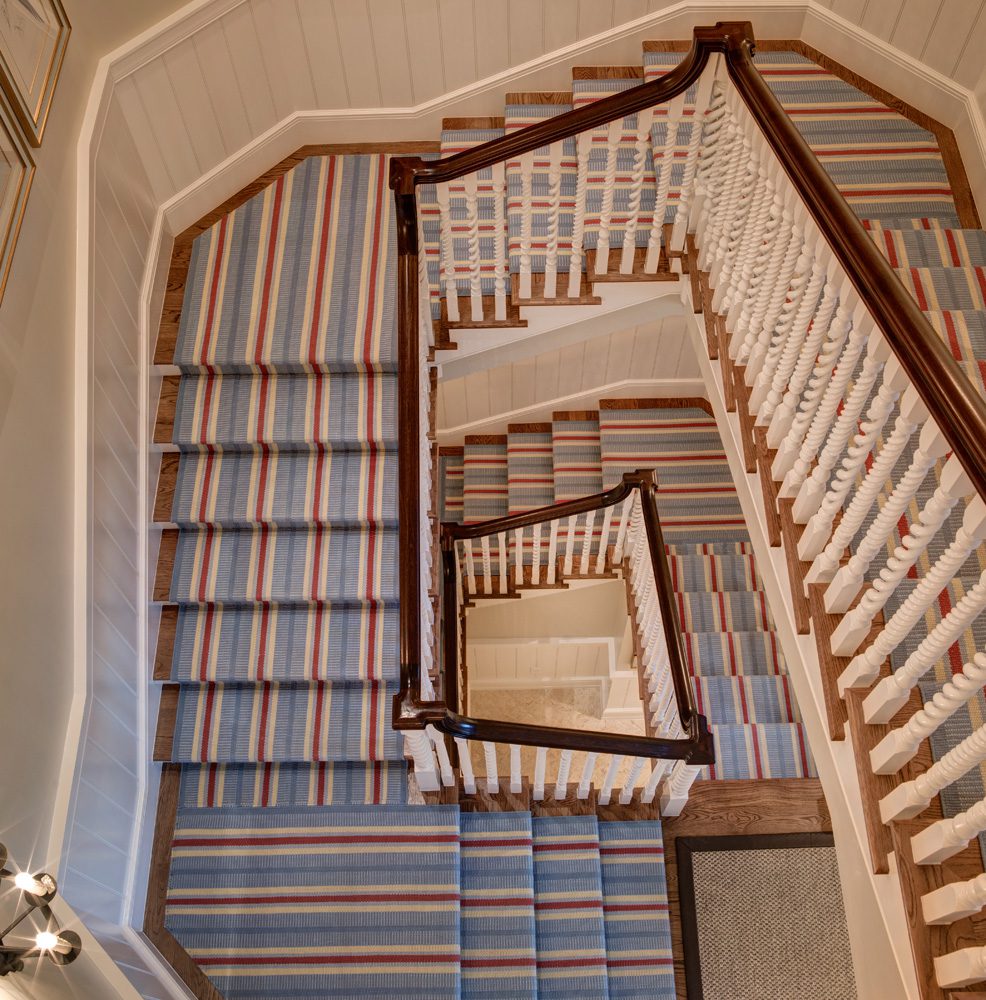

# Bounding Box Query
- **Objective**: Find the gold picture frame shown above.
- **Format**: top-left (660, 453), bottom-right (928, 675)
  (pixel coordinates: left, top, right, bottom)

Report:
top-left (0, 88), bottom-right (33, 303)
top-left (0, 0), bottom-right (70, 147)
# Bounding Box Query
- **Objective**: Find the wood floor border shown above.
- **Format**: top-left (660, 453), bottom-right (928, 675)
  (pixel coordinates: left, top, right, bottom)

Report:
top-left (144, 765), bottom-right (224, 1000)
top-left (662, 778), bottom-right (831, 999)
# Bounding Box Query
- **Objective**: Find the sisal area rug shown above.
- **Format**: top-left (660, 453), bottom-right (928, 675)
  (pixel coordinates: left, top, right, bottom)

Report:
top-left (677, 833), bottom-right (857, 999)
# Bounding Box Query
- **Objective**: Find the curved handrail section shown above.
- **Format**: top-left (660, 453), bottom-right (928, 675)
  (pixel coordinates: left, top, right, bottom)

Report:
top-left (389, 17), bottom-right (986, 773)
top-left (415, 471), bottom-right (713, 764)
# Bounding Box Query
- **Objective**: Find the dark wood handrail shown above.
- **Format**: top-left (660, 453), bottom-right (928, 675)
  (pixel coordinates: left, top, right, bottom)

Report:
top-left (391, 18), bottom-right (986, 772)
top-left (442, 471), bottom-right (649, 541)
top-left (721, 32), bottom-right (986, 500)
top-left (421, 476), bottom-right (714, 764)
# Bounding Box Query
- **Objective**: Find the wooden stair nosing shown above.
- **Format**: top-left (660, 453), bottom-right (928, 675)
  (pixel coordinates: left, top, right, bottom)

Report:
top-left (507, 422), bottom-right (553, 434)
top-left (584, 246), bottom-right (676, 283)
top-left (572, 65), bottom-right (645, 80)
top-left (441, 116), bottom-right (506, 131)
top-left (441, 295), bottom-right (528, 332)
top-left (510, 271), bottom-right (603, 307)
top-left (504, 91), bottom-right (572, 106)
top-left (598, 396), bottom-right (713, 415)
top-left (552, 409), bottom-right (600, 421)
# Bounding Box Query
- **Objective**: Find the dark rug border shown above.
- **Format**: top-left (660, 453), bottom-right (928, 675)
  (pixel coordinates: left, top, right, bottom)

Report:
top-left (676, 832), bottom-right (837, 1000)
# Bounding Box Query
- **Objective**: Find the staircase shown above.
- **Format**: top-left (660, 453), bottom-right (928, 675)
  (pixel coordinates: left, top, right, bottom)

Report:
top-left (441, 403), bottom-right (813, 783)
top-left (143, 23), bottom-right (986, 1000)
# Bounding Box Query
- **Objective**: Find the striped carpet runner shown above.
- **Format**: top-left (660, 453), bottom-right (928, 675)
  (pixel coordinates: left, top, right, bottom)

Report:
top-left (164, 805), bottom-right (677, 1000)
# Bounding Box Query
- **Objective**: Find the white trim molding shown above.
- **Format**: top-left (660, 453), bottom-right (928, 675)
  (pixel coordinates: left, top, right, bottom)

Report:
top-left (61, 3), bottom-right (986, 997)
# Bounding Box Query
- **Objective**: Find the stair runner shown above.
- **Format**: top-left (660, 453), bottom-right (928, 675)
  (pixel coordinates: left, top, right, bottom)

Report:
top-left (444, 403), bottom-right (813, 781)
top-left (164, 803), bottom-right (674, 1000)
top-left (153, 39), bottom-right (986, 998)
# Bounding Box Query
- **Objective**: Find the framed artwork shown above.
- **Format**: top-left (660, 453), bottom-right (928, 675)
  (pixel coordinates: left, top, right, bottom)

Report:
top-left (0, 0), bottom-right (69, 147)
top-left (0, 89), bottom-right (33, 302)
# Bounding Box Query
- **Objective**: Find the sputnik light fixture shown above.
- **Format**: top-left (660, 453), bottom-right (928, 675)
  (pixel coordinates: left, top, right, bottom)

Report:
top-left (0, 844), bottom-right (81, 977)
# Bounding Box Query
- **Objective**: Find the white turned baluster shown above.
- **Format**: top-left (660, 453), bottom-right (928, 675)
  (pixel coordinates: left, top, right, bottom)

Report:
top-left (709, 113), bottom-right (758, 291)
top-left (752, 246), bottom-right (826, 421)
top-left (646, 94), bottom-right (685, 272)
top-left (531, 522), bottom-right (542, 585)
top-left (580, 509), bottom-right (597, 575)
top-left (428, 726), bottom-right (456, 787)
top-left (567, 131), bottom-right (591, 298)
top-left (771, 282), bottom-right (855, 482)
top-left (809, 384), bottom-right (929, 588)
top-left (480, 534), bottom-right (492, 594)
top-left (618, 756), bottom-right (646, 805)
top-left (671, 63), bottom-right (718, 250)
top-left (499, 531), bottom-right (508, 595)
top-left (595, 504), bottom-right (614, 574)
top-left (483, 741), bottom-right (499, 793)
top-left (407, 730), bottom-right (440, 792)
top-left (779, 301), bottom-right (869, 500)
top-left (747, 240), bottom-right (813, 403)
top-left (825, 417), bottom-right (950, 615)
top-left (510, 744), bottom-right (522, 794)
top-left (455, 737), bottom-right (477, 794)
top-left (547, 518), bottom-right (559, 585)
top-left (437, 180), bottom-right (460, 322)
top-left (923, 871), bottom-right (986, 925)
top-left (464, 171), bottom-right (483, 322)
top-left (880, 721), bottom-right (986, 822)
top-left (640, 760), bottom-right (669, 803)
top-left (594, 119), bottom-right (623, 274)
top-left (871, 653), bottom-right (986, 774)
top-left (854, 569), bottom-right (986, 714)
top-left (831, 459), bottom-right (976, 659)
top-left (554, 749), bottom-right (573, 800)
top-left (766, 258), bottom-right (839, 447)
top-left (913, 794), bottom-right (986, 865)
top-left (613, 493), bottom-right (635, 564)
top-left (697, 107), bottom-right (742, 274)
top-left (464, 541), bottom-right (477, 598)
top-left (620, 107), bottom-right (654, 274)
top-left (491, 161), bottom-right (508, 321)
top-left (734, 186), bottom-right (795, 367)
top-left (533, 746), bottom-right (548, 800)
top-left (563, 514), bottom-right (577, 576)
top-left (800, 356), bottom-right (909, 565)
top-left (543, 141), bottom-right (564, 299)
top-left (598, 754), bottom-right (624, 806)
top-left (660, 761), bottom-right (702, 816)
top-left (713, 155), bottom-right (769, 315)
top-left (936, 947), bottom-right (986, 990)
top-left (517, 150), bottom-right (535, 300)
top-left (791, 319), bottom-right (885, 522)
top-left (514, 526), bottom-right (524, 586)
top-left (577, 752), bottom-right (599, 799)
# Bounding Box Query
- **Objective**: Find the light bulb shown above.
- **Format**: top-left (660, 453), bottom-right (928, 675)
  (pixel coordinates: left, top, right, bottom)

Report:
top-left (34, 931), bottom-right (58, 951)
top-left (13, 872), bottom-right (43, 894)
